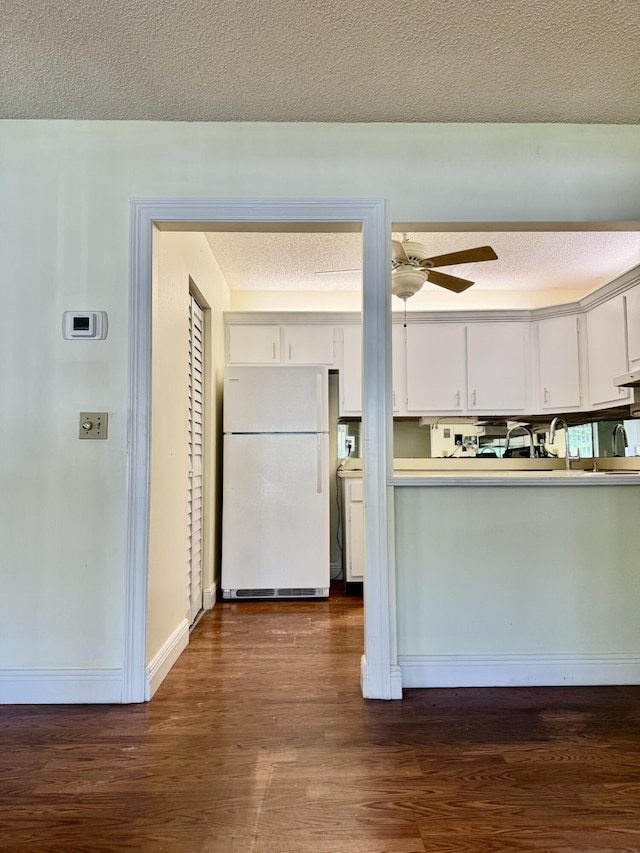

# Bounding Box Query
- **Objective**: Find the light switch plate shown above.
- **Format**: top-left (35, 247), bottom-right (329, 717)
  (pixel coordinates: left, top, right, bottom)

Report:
top-left (79, 412), bottom-right (108, 440)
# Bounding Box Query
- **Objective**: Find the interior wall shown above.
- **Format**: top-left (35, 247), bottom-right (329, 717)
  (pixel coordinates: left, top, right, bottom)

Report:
top-left (395, 485), bottom-right (640, 657)
top-left (230, 289), bottom-right (591, 313)
top-left (148, 230), bottom-right (230, 665)
top-left (1, 119), bottom-right (638, 682)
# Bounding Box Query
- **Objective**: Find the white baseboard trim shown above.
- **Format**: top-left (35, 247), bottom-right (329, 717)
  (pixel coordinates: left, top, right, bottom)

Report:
top-left (398, 653), bottom-right (640, 688)
top-left (145, 619), bottom-right (189, 700)
top-left (0, 668), bottom-right (123, 703)
top-left (203, 582), bottom-right (217, 610)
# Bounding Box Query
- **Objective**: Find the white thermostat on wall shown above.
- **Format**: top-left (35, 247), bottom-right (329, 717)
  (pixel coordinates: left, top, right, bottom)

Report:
top-left (62, 311), bottom-right (108, 340)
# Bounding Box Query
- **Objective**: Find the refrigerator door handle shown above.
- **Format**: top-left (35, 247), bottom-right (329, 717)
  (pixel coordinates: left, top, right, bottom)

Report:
top-left (316, 372), bottom-right (323, 432)
top-left (317, 435), bottom-right (323, 494)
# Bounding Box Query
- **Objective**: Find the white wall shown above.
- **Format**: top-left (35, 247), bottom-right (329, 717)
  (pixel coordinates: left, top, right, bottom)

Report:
top-left (395, 484), bottom-right (640, 683)
top-left (231, 289), bottom-right (590, 312)
top-left (148, 230), bottom-right (229, 666)
top-left (0, 120), bottom-right (639, 693)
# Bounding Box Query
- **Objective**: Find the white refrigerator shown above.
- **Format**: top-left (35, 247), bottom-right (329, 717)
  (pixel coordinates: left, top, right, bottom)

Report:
top-left (221, 365), bottom-right (330, 599)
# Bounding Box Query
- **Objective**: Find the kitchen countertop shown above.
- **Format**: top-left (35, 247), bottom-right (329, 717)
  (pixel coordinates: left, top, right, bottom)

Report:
top-left (338, 460), bottom-right (640, 487)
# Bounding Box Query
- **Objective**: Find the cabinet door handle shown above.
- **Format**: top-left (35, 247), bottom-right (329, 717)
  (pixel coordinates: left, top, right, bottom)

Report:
top-left (456, 390), bottom-right (460, 407)
top-left (272, 342), bottom-right (276, 360)
top-left (544, 387), bottom-right (549, 404)
top-left (472, 390), bottom-right (477, 406)
top-left (289, 343), bottom-right (292, 361)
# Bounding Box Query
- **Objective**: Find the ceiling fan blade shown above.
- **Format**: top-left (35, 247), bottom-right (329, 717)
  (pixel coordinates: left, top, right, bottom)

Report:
top-left (392, 240), bottom-right (410, 263)
top-left (427, 270), bottom-right (474, 293)
top-left (314, 268), bottom-right (361, 275)
top-left (420, 245), bottom-right (498, 268)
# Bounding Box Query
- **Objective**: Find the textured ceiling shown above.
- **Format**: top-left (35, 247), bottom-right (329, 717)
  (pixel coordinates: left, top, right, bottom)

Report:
top-left (204, 231), bottom-right (640, 293)
top-left (2, 0), bottom-right (639, 122)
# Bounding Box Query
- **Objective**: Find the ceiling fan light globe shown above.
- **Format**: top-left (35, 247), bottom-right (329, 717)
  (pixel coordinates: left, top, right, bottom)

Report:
top-left (391, 267), bottom-right (426, 301)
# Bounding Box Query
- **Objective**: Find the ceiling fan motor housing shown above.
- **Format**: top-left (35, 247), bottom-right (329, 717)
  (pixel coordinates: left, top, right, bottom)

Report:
top-left (403, 240), bottom-right (429, 262)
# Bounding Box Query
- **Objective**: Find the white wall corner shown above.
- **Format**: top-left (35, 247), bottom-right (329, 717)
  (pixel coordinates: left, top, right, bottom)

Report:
top-left (0, 669), bottom-right (123, 704)
top-left (361, 655), bottom-right (403, 700)
top-left (398, 654), bottom-right (640, 688)
top-left (145, 619), bottom-right (189, 700)
top-left (202, 583), bottom-right (217, 611)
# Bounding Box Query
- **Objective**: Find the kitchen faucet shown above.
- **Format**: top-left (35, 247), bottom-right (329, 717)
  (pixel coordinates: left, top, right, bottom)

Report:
top-left (613, 423), bottom-right (628, 457)
top-left (505, 424), bottom-right (535, 458)
top-left (549, 416), bottom-right (571, 470)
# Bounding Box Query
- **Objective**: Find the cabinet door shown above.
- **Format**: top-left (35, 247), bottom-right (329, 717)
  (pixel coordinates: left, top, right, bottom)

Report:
top-left (283, 325), bottom-right (335, 364)
top-left (626, 286), bottom-right (640, 365)
top-left (227, 325), bottom-right (280, 364)
top-left (467, 323), bottom-right (526, 411)
top-left (537, 315), bottom-right (581, 409)
top-left (340, 325), bottom-right (363, 415)
top-left (392, 324), bottom-right (406, 413)
top-left (346, 479), bottom-right (364, 582)
top-left (586, 296), bottom-right (631, 406)
top-left (406, 324), bottom-right (466, 412)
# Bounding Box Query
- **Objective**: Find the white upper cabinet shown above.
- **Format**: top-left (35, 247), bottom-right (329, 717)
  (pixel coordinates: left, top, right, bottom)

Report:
top-left (339, 324), bottom-right (405, 416)
top-left (283, 325), bottom-right (335, 364)
top-left (406, 324), bottom-right (466, 412)
top-left (536, 315), bottom-right (581, 409)
top-left (466, 323), bottom-right (527, 411)
top-left (340, 325), bottom-right (363, 415)
top-left (228, 325), bottom-right (280, 364)
top-left (626, 285), bottom-right (640, 365)
top-left (586, 296), bottom-right (631, 406)
top-left (392, 324), bottom-right (407, 414)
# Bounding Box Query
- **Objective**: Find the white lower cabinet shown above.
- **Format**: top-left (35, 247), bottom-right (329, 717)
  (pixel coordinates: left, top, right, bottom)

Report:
top-left (586, 296), bottom-right (631, 407)
top-left (536, 315), bottom-right (582, 409)
top-left (342, 477), bottom-right (364, 583)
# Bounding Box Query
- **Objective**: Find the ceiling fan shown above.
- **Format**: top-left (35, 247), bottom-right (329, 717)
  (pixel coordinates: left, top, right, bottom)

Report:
top-left (391, 235), bottom-right (498, 300)
top-left (315, 234), bottom-right (498, 300)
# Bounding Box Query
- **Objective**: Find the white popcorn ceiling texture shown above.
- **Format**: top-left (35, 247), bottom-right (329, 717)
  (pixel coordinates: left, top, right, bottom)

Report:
top-left (205, 231), bottom-right (640, 293)
top-left (2, 0), bottom-right (639, 122)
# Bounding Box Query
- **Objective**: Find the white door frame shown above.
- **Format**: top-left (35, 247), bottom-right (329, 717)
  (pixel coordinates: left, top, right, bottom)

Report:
top-left (123, 198), bottom-right (402, 703)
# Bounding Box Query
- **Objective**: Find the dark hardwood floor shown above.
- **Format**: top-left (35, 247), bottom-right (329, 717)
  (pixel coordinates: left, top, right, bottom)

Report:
top-left (2, 588), bottom-right (640, 852)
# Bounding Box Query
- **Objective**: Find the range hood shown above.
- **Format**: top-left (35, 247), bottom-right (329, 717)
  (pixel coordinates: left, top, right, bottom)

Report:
top-left (613, 369), bottom-right (640, 388)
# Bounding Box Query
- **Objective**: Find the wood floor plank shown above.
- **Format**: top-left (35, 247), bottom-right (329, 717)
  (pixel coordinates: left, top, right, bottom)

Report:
top-left (1, 588), bottom-right (640, 851)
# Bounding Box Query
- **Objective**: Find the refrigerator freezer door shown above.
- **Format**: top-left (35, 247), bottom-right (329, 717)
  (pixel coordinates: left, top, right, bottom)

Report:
top-left (224, 366), bottom-right (328, 434)
top-left (222, 433), bottom-right (330, 594)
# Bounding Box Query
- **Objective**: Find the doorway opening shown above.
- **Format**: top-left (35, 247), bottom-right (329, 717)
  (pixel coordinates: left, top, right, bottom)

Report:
top-left (126, 199), bottom-right (399, 704)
